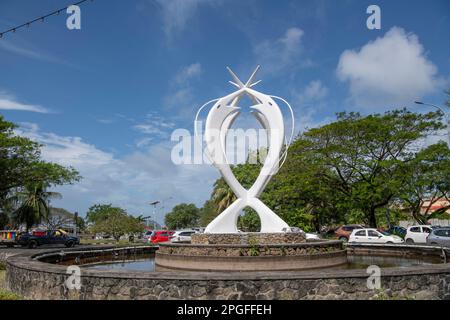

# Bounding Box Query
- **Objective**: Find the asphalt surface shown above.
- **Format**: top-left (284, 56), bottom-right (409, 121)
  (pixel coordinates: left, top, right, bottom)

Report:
top-left (0, 244), bottom-right (117, 263)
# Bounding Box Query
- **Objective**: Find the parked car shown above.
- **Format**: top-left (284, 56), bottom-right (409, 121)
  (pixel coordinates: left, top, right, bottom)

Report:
top-left (17, 229), bottom-right (80, 248)
top-left (148, 230), bottom-right (174, 244)
top-left (349, 228), bottom-right (404, 244)
top-left (170, 230), bottom-right (198, 243)
top-left (386, 226), bottom-right (407, 238)
top-left (305, 233), bottom-right (321, 240)
top-left (426, 227), bottom-right (450, 247)
top-left (143, 230), bottom-right (153, 240)
top-left (404, 225), bottom-right (432, 244)
top-left (334, 224), bottom-right (365, 242)
top-left (192, 227), bottom-right (205, 233)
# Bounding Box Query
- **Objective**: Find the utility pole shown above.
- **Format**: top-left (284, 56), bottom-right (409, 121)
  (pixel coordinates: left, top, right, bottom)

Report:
top-left (74, 211), bottom-right (78, 237)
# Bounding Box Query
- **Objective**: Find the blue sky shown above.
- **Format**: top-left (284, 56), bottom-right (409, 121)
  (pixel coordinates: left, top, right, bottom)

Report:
top-left (1, 0), bottom-right (449, 223)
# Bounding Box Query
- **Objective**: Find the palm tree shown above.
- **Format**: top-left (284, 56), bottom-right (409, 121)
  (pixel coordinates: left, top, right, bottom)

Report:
top-left (211, 178), bottom-right (236, 213)
top-left (12, 183), bottom-right (62, 232)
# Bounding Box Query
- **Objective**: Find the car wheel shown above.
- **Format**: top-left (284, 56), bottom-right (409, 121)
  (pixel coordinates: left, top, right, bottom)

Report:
top-left (386, 241), bottom-right (393, 244)
top-left (65, 241), bottom-right (74, 248)
top-left (338, 236), bottom-right (348, 243)
top-left (405, 238), bottom-right (414, 244)
top-left (28, 240), bottom-right (38, 249)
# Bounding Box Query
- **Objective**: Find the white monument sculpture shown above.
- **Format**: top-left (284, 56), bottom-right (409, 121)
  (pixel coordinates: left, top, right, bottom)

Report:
top-left (197, 66), bottom-right (294, 233)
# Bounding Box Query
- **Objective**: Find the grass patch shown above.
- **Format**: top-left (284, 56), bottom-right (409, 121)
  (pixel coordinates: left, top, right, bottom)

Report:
top-left (372, 288), bottom-right (414, 300)
top-left (0, 290), bottom-right (21, 300)
top-left (0, 271), bottom-right (22, 300)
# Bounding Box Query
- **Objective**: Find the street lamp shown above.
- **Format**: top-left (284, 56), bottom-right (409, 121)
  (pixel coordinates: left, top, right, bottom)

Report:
top-left (149, 201), bottom-right (160, 230)
top-left (149, 197), bottom-right (173, 230)
top-left (159, 197), bottom-right (173, 228)
top-left (415, 101), bottom-right (450, 145)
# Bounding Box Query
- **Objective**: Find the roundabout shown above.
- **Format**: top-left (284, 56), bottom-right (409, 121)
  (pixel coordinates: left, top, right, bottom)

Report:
top-left (3, 243), bottom-right (450, 300)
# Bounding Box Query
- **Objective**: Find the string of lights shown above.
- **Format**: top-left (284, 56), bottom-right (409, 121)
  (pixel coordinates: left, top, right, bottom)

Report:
top-left (0, 0), bottom-right (93, 39)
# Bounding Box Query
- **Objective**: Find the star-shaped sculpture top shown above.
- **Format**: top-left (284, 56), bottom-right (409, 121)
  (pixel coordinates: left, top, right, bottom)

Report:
top-left (226, 65), bottom-right (262, 108)
top-left (227, 65), bottom-right (261, 89)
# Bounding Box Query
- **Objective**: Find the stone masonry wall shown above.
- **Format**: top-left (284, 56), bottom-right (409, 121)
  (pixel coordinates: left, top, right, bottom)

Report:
top-left (6, 258), bottom-right (450, 300)
top-left (158, 242), bottom-right (343, 257)
top-left (5, 245), bottom-right (450, 300)
top-left (191, 232), bottom-right (306, 245)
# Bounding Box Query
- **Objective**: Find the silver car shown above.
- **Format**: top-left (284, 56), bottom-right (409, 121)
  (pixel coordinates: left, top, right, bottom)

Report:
top-left (426, 227), bottom-right (450, 247)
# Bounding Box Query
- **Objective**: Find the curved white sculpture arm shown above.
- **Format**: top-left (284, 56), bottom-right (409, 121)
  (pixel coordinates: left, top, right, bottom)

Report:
top-left (203, 67), bottom-right (291, 233)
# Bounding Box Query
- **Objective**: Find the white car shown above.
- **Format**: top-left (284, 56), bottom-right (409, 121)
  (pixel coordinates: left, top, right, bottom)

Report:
top-left (305, 233), bottom-right (321, 240)
top-left (349, 228), bottom-right (404, 244)
top-left (170, 230), bottom-right (197, 243)
top-left (404, 225), bottom-right (432, 244)
top-left (142, 230), bottom-right (153, 240)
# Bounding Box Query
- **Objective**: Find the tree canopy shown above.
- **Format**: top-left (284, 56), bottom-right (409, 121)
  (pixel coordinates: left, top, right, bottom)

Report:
top-left (0, 115), bottom-right (81, 229)
top-left (87, 204), bottom-right (144, 240)
top-left (164, 203), bottom-right (200, 230)
top-left (197, 108), bottom-right (448, 230)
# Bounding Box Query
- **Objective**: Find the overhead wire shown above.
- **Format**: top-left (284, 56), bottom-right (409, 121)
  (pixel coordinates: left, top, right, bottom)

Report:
top-left (0, 0), bottom-right (93, 39)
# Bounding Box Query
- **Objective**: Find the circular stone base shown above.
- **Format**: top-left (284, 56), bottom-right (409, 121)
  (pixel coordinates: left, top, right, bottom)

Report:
top-left (155, 233), bottom-right (346, 271)
top-left (191, 232), bottom-right (306, 245)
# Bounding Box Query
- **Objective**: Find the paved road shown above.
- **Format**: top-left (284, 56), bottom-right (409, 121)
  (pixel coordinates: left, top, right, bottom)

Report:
top-left (0, 244), bottom-right (115, 263)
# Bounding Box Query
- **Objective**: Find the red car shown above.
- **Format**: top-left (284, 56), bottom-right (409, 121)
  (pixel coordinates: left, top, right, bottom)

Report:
top-left (149, 230), bottom-right (174, 244)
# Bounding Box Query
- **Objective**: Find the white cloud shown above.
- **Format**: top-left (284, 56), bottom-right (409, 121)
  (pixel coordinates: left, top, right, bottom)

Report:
top-left (337, 27), bottom-right (445, 109)
top-left (132, 112), bottom-right (176, 147)
top-left (175, 63), bottom-right (202, 85)
top-left (162, 63), bottom-right (204, 120)
top-left (296, 108), bottom-right (333, 134)
top-left (293, 80), bottom-right (328, 106)
top-left (155, 0), bottom-right (220, 38)
top-left (253, 27), bottom-right (305, 75)
top-left (15, 123), bottom-right (218, 222)
top-left (0, 40), bottom-right (76, 67)
top-left (164, 87), bottom-right (194, 109)
top-left (0, 92), bottom-right (49, 113)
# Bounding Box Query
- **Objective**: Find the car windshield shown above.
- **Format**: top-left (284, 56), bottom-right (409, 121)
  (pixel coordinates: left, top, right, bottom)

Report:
top-left (378, 230), bottom-right (390, 236)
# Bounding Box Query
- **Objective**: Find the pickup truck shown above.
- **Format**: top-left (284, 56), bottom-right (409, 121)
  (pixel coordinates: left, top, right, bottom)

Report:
top-left (17, 229), bottom-right (80, 248)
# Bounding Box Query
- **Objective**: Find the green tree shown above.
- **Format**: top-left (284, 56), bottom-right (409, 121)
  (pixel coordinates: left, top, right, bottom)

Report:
top-left (0, 116), bottom-right (80, 227)
top-left (261, 138), bottom-right (343, 232)
top-left (12, 183), bottom-right (62, 231)
top-left (397, 142), bottom-right (450, 224)
top-left (199, 199), bottom-right (218, 227)
top-left (202, 109), bottom-right (447, 231)
top-left (0, 116), bottom-right (79, 200)
top-left (211, 178), bottom-right (236, 214)
top-left (210, 162), bottom-right (260, 215)
top-left (89, 209), bottom-right (144, 241)
top-left (86, 204), bottom-right (125, 224)
top-left (297, 109), bottom-right (443, 227)
top-left (164, 203), bottom-right (200, 230)
top-left (237, 209), bottom-right (261, 232)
